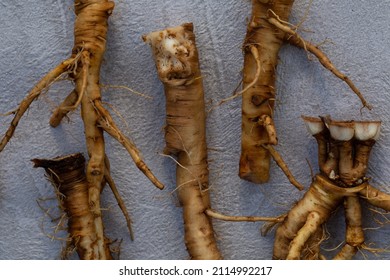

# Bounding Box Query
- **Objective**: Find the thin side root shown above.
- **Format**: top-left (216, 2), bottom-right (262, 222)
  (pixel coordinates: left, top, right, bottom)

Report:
top-left (267, 17), bottom-right (372, 110)
top-left (218, 45), bottom-right (261, 106)
top-left (104, 156), bottom-right (134, 241)
top-left (49, 52), bottom-right (90, 127)
top-left (287, 211), bottom-right (322, 260)
top-left (206, 208), bottom-right (286, 223)
top-left (49, 90), bottom-right (78, 127)
top-left (0, 58), bottom-right (75, 152)
top-left (95, 100), bottom-right (164, 190)
top-left (263, 144), bottom-right (304, 191)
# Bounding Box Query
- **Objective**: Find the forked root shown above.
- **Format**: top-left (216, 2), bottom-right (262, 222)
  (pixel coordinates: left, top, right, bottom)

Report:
top-left (274, 116), bottom-right (388, 260)
top-left (1, 0), bottom-right (164, 255)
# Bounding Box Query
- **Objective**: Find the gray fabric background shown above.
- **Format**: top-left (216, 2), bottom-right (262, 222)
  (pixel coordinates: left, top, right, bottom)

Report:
top-left (0, 0), bottom-right (389, 259)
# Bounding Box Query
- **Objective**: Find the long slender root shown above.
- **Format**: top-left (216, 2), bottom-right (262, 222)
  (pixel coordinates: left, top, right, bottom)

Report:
top-left (104, 156), bottom-right (134, 241)
top-left (267, 17), bottom-right (372, 110)
top-left (0, 58), bottom-right (75, 152)
top-left (263, 144), bottom-right (304, 191)
top-left (206, 208), bottom-right (285, 223)
top-left (1, 1), bottom-right (164, 258)
top-left (96, 101), bottom-right (164, 190)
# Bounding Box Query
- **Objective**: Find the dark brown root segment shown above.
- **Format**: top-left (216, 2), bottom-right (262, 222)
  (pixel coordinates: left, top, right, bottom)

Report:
top-left (239, 0), bottom-right (295, 183)
top-left (272, 174), bottom-right (365, 260)
top-left (144, 23), bottom-right (221, 260)
top-left (338, 139), bottom-right (375, 186)
top-left (333, 196), bottom-right (364, 260)
top-left (32, 153), bottom-right (112, 260)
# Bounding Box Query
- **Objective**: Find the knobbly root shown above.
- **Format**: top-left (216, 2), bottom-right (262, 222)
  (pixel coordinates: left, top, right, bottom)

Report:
top-left (32, 153), bottom-right (112, 260)
top-left (144, 23), bottom-right (221, 260)
top-left (0, 0), bottom-right (164, 248)
top-left (273, 116), bottom-right (388, 260)
top-left (238, 0), bottom-right (371, 184)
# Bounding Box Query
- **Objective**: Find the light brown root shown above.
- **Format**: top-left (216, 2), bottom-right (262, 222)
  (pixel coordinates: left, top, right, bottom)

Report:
top-left (262, 144), bottom-right (304, 191)
top-left (258, 115), bottom-right (278, 145)
top-left (0, 58), bottom-right (75, 152)
top-left (333, 196), bottom-right (364, 259)
top-left (267, 17), bottom-right (372, 110)
top-left (49, 90), bottom-right (78, 127)
top-left (287, 211), bottom-right (322, 260)
top-left (144, 23), bottom-right (221, 260)
top-left (359, 184), bottom-right (390, 211)
top-left (104, 156), bottom-right (134, 241)
top-left (206, 208), bottom-right (285, 223)
top-left (95, 100), bottom-right (164, 190)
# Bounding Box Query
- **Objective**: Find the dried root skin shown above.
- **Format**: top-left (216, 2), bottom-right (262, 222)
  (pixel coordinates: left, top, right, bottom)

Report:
top-left (239, 0), bottom-right (295, 183)
top-left (144, 23), bottom-right (221, 260)
top-left (32, 153), bottom-right (112, 260)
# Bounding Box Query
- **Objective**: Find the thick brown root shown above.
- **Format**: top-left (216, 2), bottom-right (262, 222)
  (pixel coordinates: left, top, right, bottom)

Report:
top-left (144, 23), bottom-right (221, 260)
top-left (0, 1), bottom-right (164, 256)
top-left (239, 0), bottom-right (295, 184)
